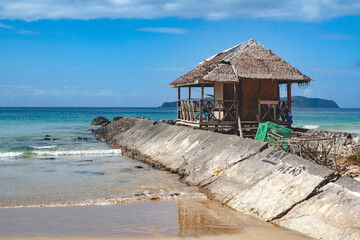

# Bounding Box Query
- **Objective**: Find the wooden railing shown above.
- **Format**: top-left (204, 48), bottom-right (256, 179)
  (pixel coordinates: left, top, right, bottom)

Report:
top-left (177, 99), bottom-right (292, 127)
top-left (177, 99), bottom-right (238, 123)
top-left (257, 100), bottom-right (292, 123)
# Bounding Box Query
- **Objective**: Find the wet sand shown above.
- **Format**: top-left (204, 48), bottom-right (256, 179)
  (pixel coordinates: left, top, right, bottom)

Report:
top-left (0, 155), bottom-right (203, 208)
top-left (0, 198), bottom-right (312, 240)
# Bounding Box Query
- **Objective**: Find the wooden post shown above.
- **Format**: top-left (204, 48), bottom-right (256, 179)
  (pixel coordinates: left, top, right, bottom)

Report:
top-left (200, 85), bottom-right (204, 127)
top-left (287, 81), bottom-right (292, 112)
top-left (188, 87), bottom-right (191, 122)
top-left (277, 82), bottom-right (280, 122)
top-left (234, 83), bottom-right (243, 137)
top-left (233, 83), bottom-right (236, 102)
top-left (177, 87), bottom-right (181, 120)
top-left (186, 101), bottom-right (190, 121)
top-left (258, 80), bottom-right (262, 122)
top-left (201, 86), bottom-right (204, 101)
top-left (273, 104), bottom-right (276, 121)
top-left (190, 100), bottom-right (195, 121)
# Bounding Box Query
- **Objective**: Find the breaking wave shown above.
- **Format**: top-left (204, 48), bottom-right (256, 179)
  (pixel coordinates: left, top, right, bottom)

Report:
top-left (0, 149), bottom-right (122, 158)
top-left (34, 149), bottom-right (122, 156)
top-left (302, 125), bottom-right (319, 130)
top-left (31, 145), bottom-right (57, 149)
top-left (0, 152), bottom-right (23, 158)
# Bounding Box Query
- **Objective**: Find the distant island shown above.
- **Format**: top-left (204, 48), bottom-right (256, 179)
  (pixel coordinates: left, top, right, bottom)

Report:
top-left (160, 102), bottom-right (178, 108)
top-left (160, 96), bottom-right (339, 108)
top-left (284, 96), bottom-right (339, 108)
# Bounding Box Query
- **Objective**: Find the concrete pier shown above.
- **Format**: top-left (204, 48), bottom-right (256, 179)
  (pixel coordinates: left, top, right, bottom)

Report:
top-left (94, 117), bottom-right (360, 240)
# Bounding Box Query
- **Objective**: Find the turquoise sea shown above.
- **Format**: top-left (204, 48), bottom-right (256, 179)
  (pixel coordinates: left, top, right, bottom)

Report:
top-left (0, 107), bottom-right (359, 208)
top-left (0, 107), bottom-right (200, 208)
top-left (291, 108), bottom-right (360, 133)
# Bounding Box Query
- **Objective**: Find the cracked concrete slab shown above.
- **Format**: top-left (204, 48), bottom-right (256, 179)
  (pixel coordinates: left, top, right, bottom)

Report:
top-left (274, 175), bottom-right (360, 240)
top-left (180, 136), bottom-right (267, 187)
top-left (203, 148), bottom-right (289, 204)
top-left (112, 119), bottom-right (267, 179)
top-left (206, 149), bottom-right (334, 222)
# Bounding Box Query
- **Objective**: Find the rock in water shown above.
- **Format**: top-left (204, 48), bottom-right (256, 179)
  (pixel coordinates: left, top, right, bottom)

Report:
top-left (166, 119), bottom-right (176, 125)
top-left (74, 137), bottom-right (88, 141)
top-left (92, 117), bottom-right (144, 144)
top-left (91, 116), bottom-right (110, 126)
top-left (113, 116), bottom-right (123, 122)
top-left (44, 135), bottom-right (52, 140)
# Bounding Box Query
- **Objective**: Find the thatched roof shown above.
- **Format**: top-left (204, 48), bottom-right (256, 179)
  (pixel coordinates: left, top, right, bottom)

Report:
top-left (169, 39), bottom-right (311, 87)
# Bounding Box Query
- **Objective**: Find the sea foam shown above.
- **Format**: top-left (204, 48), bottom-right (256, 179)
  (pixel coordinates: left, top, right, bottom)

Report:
top-left (303, 125), bottom-right (319, 129)
top-left (0, 152), bottom-right (23, 158)
top-left (0, 191), bottom-right (206, 209)
top-left (32, 145), bottom-right (57, 149)
top-left (33, 149), bottom-right (122, 156)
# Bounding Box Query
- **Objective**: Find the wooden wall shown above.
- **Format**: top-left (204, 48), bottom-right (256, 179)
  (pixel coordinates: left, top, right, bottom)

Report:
top-left (214, 83), bottom-right (223, 101)
top-left (261, 80), bottom-right (279, 101)
top-left (223, 83), bottom-right (235, 101)
top-left (213, 80), bottom-right (278, 122)
top-left (240, 79), bottom-right (278, 121)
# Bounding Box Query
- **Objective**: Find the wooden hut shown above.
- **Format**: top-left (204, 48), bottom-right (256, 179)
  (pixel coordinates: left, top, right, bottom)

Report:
top-left (169, 39), bottom-right (311, 137)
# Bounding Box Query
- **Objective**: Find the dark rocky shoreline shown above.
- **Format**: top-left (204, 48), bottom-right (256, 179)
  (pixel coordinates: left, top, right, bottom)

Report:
top-left (299, 129), bottom-right (360, 180)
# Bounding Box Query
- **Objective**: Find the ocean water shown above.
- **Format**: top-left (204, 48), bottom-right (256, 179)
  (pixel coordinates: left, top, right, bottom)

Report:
top-left (0, 107), bottom-right (199, 208)
top-left (0, 107), bottom-right (359, 208)
top-left (292, 108), bottom-right (360, 133)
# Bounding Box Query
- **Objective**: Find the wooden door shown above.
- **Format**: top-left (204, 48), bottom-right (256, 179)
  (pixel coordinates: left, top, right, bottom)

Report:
top-left (241, 79), bottom-right (259, 121)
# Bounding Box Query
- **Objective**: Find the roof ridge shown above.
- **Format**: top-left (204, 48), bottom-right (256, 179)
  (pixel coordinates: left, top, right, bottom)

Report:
top-left (222, 39), bottom-right (269, 63)
top-left (169, 39), bottom-right (311, 87)
top-left (198, 43), bottom-right (241, 66)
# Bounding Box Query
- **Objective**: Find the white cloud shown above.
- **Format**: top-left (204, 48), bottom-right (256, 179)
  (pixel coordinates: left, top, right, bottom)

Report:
top-left (0, 84), bottom-right (35, 89)
top-left (138, 27), bottom-right (186, 34)
top-left (0, 21), bottom-right (38, 34)
top-left (16, 29), bottom-right (38, 35)
top-left (0, 0), bottom-right (359, 21)
top-left (95, 90), bottom-right (113, 96)
top-left (0, 85), bottom-right (116, 98)
top-left (0, 22), bottom-right (12, 29)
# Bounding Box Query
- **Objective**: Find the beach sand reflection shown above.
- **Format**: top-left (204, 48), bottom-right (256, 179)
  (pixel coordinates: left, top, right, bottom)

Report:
top-left (0, 198), bottom-right (312, 239)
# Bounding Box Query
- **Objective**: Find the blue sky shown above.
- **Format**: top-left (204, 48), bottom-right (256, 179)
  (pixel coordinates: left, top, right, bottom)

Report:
top-left (0, 1), bottom-right (359, 107)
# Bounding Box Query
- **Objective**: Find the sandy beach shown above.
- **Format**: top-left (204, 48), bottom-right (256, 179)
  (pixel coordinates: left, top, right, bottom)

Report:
top-left (0, 198), bottom-right (312, 240)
